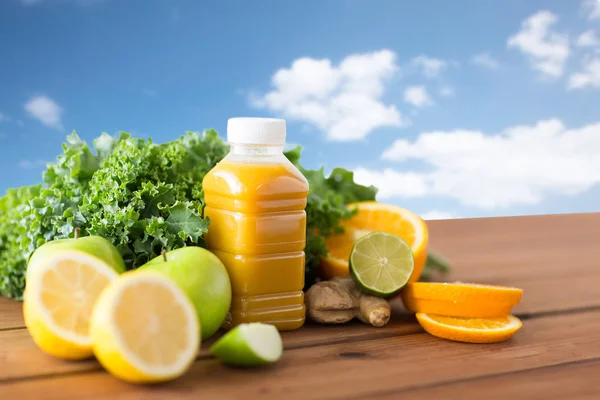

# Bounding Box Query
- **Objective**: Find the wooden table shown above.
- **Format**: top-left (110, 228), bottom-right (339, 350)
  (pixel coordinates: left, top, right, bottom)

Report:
top-left (1, 213), bottom-right (600, 399)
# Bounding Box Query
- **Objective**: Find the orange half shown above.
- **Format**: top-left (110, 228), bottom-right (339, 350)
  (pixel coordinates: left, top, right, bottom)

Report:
top-left (320, 202), bottom-right (428, 282)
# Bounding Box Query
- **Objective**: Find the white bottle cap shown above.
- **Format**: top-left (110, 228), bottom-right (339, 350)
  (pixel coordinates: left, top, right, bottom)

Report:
top-left (227, 117), bottom-right (286, 145)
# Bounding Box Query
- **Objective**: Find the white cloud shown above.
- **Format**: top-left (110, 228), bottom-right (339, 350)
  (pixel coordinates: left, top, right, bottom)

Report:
top-left (439, 86), bottom-right (454, 97)
top-left (360, 119), bottom-right (600, 210)
top-left (471, 53), bottom-right (500, 69)
top-left (142, 88), bottom-right (157, 96)
top-left (403, 86), bottom-right (432, 107)
top-left (507, 10), bottom-right (569, 78)
top-left (353, 168), bottom-right (430, 199)
top-left (576, 30), bottom-right (599, 48)
top-left (18, 160), bottom-right (48, 169)
top-left (583, 0), bottom-right (600, 20)
top-left (17, 120), bottom-right (24, 127)
top-left (24, 95), bottom-right (63, 129)
top-left (420, 210), bottom-right (458, 220)
top-left (568, 57), bottom-right (600, 89)
top-left (251, 49), bottom-right (405, 141)
top-left (0, 112), bottom-right (7, 122)
top-left (411, 55), bottom-right (448, 78)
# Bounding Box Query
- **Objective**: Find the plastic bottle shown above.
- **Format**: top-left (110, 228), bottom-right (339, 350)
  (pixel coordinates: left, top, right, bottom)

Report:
top-left (202, 118), bottom-right (309, 331)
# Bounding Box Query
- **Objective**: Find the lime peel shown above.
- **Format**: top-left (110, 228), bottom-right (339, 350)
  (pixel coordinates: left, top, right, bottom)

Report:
top-left (349, 231), bottom-right (415, 296)
top-left (210, 323), bottom-right (283, 366)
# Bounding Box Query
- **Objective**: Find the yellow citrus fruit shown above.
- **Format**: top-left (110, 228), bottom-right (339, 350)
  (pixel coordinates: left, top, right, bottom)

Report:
top-left (90, 271), bottom-right (200, 384)
top-left (416, 313), bottom-right (523, 343)
top-left (23, 250), bottom-right (119, 360)
top-left (321, 202), bottom-right (428, 282)
top-left (401, 282), bottom-right (523, 318)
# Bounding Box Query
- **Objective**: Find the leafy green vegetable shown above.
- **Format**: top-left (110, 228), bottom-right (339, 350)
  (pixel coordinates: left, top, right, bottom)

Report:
top-left (0, 185), bottom-right (42, 298)
top-left (0, 130), bottom-right (374, 299)
top-left (420, 248), bottom-right (452, 281)
top-left (284, 146), bottom-right (377, 287)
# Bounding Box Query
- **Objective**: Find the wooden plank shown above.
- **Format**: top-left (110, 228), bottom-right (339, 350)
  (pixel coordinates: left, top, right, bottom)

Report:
top-left (426, 212), bottom-right (600, 315)
top-left (0, 212), bottom-right (597, 332)
top-left (1, 310), bottom-right (600, 399)
top-left (428, 217), bottom-right (600, 315)
top-left (427, 212), bottom-right (599, 245)
top-left (1, 213), bottom-right (599, 382)
top-left (0, 329), bottom-right (96, 381)
top-left (0, 305), bottom-right (420, 381)
top-left (377, 359), bottom-right (600, 400)
top-left (426, 213), bottom-right (600, 282)
top-left (0, 297), bottom-right (23, 331)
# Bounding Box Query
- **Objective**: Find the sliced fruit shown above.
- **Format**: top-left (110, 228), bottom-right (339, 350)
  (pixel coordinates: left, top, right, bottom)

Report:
top-left (416, 313), bottom-right (523, 343)
top-left (140, 247), bottom-right (232, 340)
top-left (27, 230), bottom-right (126, 279)
top-left (210, 323), bottom-right (283, 367)
top-left (90, 271), bottom-right (200, 384)
top-left (401, 282), bottom-right (523, 318)
top-left (23, 250), bottom-right (119, 360)
top-left (349, 232), bottom-right (414, 296)
top-left (321, 202), bottom-right (428, 283)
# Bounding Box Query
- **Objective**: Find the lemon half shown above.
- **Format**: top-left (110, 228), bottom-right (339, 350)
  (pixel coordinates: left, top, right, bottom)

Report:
top-left (24, 249), bottom-right (119, 360)
top-left (90, 271), bottom-right (200, 384)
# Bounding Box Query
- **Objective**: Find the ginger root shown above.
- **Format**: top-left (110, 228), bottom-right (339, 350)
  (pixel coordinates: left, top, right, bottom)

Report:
top-left (305, 276), bottom-right (391, 327)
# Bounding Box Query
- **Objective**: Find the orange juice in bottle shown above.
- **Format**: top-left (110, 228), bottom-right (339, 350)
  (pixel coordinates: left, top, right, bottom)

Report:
top-left (202, 118), bottom-right (309, 331)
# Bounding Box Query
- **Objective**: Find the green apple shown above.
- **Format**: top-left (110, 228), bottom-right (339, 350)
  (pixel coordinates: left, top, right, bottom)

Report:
top-left (210, 323), bottom-right (283, 366)
top-left (27, 228), bottom-right (126, 278)
top-left (139, 246), bottom-right (232, 340)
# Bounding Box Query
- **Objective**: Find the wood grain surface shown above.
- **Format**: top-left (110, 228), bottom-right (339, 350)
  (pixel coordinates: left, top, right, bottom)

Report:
top-left (0, 297), bottom-right (23, 330)
top-left (385, 360), bottom-right (600, 400)
top-left (0, 212), bottom-right (599, 399)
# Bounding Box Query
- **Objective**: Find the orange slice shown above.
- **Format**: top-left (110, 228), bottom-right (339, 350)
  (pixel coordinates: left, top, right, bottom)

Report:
top-left (401, 282), bottom-right (523, 318)
top-left (416, 313), bottom-right (523, 343)
top-left (321, 202), bottom-right (428, 282)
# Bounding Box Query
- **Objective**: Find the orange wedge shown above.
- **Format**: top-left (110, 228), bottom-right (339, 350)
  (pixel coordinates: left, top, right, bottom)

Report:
top-left (416, 313), bottom-right (523, 343)
top-left (320, 202), bottom-right (428, 282)
top-left (401, 282), bottom-right (523, 318)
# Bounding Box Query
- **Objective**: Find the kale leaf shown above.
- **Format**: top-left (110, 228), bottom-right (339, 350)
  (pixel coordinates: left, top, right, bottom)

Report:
top-left (0, 130), bottom-right (372, 298)
top-left (284, 146), bottom-right (377, 287)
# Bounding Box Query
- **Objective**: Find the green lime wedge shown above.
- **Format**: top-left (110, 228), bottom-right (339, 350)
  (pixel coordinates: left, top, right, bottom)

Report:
top-left (210, 323), bottom-right (283, 366)
top-left (349, 231), bottom-right (415, 296)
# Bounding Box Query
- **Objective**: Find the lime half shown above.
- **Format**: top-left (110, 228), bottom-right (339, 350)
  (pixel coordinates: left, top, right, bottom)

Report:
top-left (350, 232), bottom-right (415, 296)
top-left (210, 323), bottom-right (283, 367)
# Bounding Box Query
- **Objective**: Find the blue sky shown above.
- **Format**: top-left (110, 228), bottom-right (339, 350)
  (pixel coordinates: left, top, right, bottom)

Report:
top-left (1, 0), bottom-right (599, 220)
